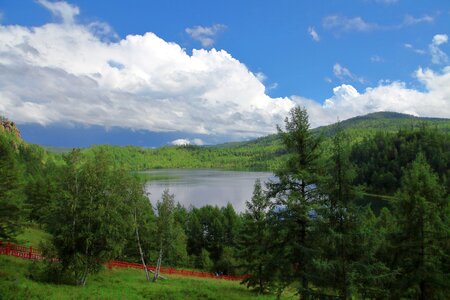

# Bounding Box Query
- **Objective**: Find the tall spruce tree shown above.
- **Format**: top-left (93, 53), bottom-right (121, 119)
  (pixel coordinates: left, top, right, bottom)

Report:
top-left (267, 106), bottom-right (323, 298)
top-left (311, 122), bottom-right (359, 299)
top-left (390, 154), bottom-right (449, 299)
top-left (239, 179), bottom-right (272, 293)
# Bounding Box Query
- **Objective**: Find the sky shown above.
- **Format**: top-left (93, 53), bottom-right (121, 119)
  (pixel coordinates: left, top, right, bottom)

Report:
top-left (0, 0), bottom-right (449, 147)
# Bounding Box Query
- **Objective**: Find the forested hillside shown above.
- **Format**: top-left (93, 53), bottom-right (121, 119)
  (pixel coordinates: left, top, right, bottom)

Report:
top-left (64, 111), bottom-right (450, 172)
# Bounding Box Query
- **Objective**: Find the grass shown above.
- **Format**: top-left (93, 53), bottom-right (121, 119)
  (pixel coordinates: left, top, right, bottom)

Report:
top-left (0, 256), bottom-right (296, 300)
top-left (15, 223), bottom-right (52, 247)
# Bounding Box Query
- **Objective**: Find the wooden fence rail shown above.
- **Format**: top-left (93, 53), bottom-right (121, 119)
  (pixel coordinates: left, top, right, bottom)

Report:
top-left (0, 241), bottom-right (248, 281)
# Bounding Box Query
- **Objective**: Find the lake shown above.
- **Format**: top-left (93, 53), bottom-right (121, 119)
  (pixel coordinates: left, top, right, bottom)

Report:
top-left (143, 169), bottom-right (274, 212)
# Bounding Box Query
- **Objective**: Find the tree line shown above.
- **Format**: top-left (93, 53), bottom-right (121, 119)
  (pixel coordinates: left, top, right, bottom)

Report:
top-left (0, 109), bottom-right (449, 298)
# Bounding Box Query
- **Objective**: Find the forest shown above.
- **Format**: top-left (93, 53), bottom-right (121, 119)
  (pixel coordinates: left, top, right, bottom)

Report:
top-left (0, 109), bottom-right (449, 299)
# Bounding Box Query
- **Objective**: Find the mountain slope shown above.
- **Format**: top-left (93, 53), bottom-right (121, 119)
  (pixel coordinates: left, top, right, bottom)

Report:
top-left (217, 111), bottom-right (450, 149)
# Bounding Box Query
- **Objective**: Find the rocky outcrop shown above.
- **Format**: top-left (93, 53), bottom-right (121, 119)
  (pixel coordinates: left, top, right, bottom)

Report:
top-left (0, 116), bottom-right (21, 138)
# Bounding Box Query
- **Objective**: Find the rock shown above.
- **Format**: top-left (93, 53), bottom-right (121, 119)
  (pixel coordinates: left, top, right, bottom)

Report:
top-left (0, 117), bottom-right (21, 138)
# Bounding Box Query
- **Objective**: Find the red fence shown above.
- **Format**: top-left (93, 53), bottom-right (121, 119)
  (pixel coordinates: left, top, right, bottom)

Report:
top-left (0, 241), bottom-right (247, 281)
top-left (0, 240), bottom-right (43, 260)
top-left (106, 260), bottom-right (248, 281)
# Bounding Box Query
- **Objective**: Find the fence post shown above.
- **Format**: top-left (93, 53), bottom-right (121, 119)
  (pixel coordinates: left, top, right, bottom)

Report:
top-left (6, 241), bottom-right (10, 255)
top-left (29, 246), bottom-right (33, 259)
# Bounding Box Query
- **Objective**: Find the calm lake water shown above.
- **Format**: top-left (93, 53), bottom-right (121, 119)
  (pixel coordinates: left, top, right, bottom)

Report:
top-left (143, 169), bottom-right (274, 212)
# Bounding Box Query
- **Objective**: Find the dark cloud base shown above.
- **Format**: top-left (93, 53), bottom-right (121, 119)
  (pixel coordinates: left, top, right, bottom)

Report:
top-left (18, 123), bottom-right (218, 148)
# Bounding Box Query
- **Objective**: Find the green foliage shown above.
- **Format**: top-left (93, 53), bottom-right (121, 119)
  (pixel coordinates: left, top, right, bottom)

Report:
top-left (43, 149), bottom-right (141, 285)
top-left (238, 179), bottom-right (272, 293)
top-left (351, 127), bottom-right (450, 194)
top-left (154, 189), bottom-right (176, 262)
top-left (0, 134), bottom-right (26, 239)
top-left (388, 154), bottom-right (450, 299)
top-left (1, 112), bottom-right (450, 296)
top-left (267, 106), bottom-right (324, 297)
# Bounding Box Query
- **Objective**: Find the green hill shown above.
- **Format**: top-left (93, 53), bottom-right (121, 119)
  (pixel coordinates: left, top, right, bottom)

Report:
top-left (314, 111), bottom-right (450, 136)
top-left (7, 111), bottom-right (450, 171)
top-left (217, 111), bottom-right (450, 150)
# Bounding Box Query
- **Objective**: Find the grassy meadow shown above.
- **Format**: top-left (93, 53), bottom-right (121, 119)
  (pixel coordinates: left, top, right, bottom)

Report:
top-left (0, 255), bottom-right (295, 300)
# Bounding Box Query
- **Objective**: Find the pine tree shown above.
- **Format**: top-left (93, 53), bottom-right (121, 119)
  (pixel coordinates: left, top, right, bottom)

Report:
top-left (390, 154), bottom-right (449, 299)
top-left (311, 122), bottom-right (359, 299)
top-left (239, 179), bottom-right (272, 293)
top-left (267, 106), bottom-right (323, 298)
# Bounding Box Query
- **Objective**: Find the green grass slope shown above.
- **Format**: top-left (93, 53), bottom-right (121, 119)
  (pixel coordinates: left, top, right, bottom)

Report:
top-left (0, 256), bottom-right (294, 300)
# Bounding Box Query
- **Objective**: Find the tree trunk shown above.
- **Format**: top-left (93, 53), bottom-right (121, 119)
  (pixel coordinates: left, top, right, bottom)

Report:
top-left (153, 247), bottom-right (163, 282)
top-left (134, 208), bottom-right (150, 282)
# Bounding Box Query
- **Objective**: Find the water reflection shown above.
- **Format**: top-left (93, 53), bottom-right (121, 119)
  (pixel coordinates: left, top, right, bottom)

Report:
top-left (143, 169), bottom-right (274, 212)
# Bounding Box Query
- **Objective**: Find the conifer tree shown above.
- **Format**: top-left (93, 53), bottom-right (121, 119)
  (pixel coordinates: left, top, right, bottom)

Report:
top-left (390, 154), bottom-right (449, 299)
top-left (239, 179), bottom-right (272, 293)
top-left (267, 106), bottom-right (323, 298)
top-left (312, 122), bottom-right (359, 299)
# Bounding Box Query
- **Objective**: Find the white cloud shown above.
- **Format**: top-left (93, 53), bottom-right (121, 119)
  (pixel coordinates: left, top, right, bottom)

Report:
top-left (333, 63), bottom-right (364, 83)
top-left (268, 82), bottom-right (278, 90)
top-left (0, 8), bottom-right (294, 139)
top-left (370, 55), bottom-right (383, 62)
top-left (404, 43), bottom-right (426, 55)
top-left (323, 15), bottom-right (378, 33)
top-left (402, 14), bottom-right (433, 26)
top-left (170, 138), bottom-right (204, 146)
top-left (185, 24), bottom-right (226, 47)
top-left (37, 0), bottom-right (79, 24)
top-left (323, 13), bottom-right (433, 34)
top-left (291, 67), bottom-right (450, 128)
top-left (0, 1), bottom-right (449, 142)
top-left (170, 139), bottom-right (190, 146)
top-left (255, 72), bottom-right (267, 82)
top-left (429, 34), bottom-right (448, 64)
top-left (308, 26), bottom-right (320, 42)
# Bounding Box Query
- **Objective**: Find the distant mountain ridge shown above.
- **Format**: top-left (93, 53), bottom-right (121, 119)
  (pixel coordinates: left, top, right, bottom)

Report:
top-left (216, 111), bottom-right (450, 149)
top-left (313, 111), bottom-right (450, 136)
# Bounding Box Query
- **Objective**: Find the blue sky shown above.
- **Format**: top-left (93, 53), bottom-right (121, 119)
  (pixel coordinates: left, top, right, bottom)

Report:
top-left (0, 0), bottom-right (449, 147)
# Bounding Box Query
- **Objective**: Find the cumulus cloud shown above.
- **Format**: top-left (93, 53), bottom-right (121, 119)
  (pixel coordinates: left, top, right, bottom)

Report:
top-left (37, 0), bottom-right (79, 24)
top-left (170, 138), bottom-right (204, 146)
top-left (0, 5), bottom-right (294, 139)
top-left (0, 1), bottom-right (449, 143)
top-left (333, 63), bottom-right (364, 83)
top-left (185, 24), bottom-right (226, 47)
top-left (429, 34), bottom-right (448, 64)
top-left (291, 67), bottom-right (450, 128)
top-left (308, 27), bottom-right (320, 42)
